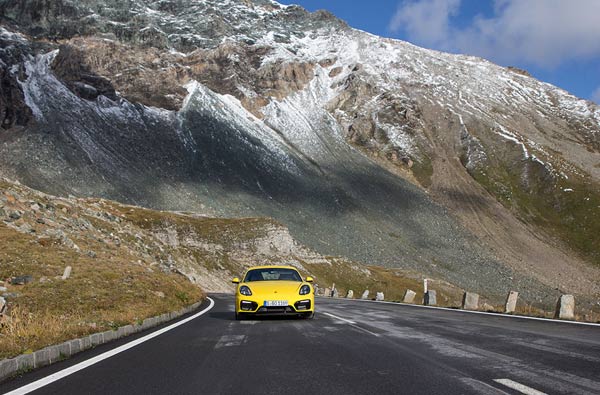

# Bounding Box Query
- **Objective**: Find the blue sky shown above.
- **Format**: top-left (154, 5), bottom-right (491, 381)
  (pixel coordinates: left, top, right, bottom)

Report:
top-left (278, 0), bottom-right (600, 104)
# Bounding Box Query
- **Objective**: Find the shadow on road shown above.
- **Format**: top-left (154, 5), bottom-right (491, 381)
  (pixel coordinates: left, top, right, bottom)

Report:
top-left (208, 311), bottom-right (308, 322)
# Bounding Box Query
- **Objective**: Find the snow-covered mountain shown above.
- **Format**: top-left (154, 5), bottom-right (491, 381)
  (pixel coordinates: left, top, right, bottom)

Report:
top-left (1, 0), bottom-right (599, 306)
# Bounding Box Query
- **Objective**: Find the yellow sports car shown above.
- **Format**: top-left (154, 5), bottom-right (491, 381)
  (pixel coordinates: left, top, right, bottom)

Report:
top-left (232, 265), bottom-right (314, 319)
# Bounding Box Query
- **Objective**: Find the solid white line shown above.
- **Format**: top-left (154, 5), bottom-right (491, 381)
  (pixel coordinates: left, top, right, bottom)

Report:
top-left (5, 297), bottom-right (215, 395)
top-left (322, 311), bottom-right (356, 325)
top-left (494, 378), bottom-right (547, 395)
top-left (316, 297), bottom-right (600, 327)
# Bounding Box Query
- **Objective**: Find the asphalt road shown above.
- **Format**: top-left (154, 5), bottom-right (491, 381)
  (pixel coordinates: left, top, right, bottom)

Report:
top-left (2, 294), bottom-right (600, 395)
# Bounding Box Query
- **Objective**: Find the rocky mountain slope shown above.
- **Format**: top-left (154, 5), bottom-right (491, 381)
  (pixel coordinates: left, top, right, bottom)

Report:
top-left (0, 0), bottom-right (598, 308)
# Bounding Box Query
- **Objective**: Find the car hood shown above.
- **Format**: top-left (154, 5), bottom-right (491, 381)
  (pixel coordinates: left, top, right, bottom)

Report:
top-left (244, 281), bottom-right (305, 296)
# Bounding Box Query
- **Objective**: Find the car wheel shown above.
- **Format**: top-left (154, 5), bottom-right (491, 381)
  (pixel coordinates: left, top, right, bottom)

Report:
top-left (235, 312), bottom-right (243, 321)
top-left (303, 312), bottom-right (314, 319)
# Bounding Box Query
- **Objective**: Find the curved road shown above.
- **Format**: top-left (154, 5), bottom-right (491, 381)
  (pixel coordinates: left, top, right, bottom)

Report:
top-left (2, 294), bottom-right (600, 394)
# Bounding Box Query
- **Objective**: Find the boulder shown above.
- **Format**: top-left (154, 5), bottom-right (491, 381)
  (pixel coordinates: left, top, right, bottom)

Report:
top-left (375, 292), bottom-right (384, 301)
top-left (361, 290), bottom-right (369, 300)
top-left (461, 292), bottom-right (479, 310)
top-left (504, 291), bottom-right (519, 313)
top-left (332, 288), bottom-right (339, 298)
top-left (6, 209), bottom-right (21, 221)
top-left (10, 275), bottom-right (33, 285)
top-left (346, 290), bottom-right (354, 298)
top-left (554, 294), bottom-right (575, 320)
top-left (403, 289), bottom-right (416, 303)
top-left (324, 287), bottom-right (331, 297)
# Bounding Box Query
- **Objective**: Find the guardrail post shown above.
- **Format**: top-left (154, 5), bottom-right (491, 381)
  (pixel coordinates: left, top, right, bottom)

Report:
top-left (461, 292), bottom-right (479, 310)
top-left (554, 294), bottom-right (575, 320)
top-left (504, 291), bottom-right (518, 313)
top-left (424, 290), bottom-right (436, 306)
top-left (403, 289), bottom-right (416, 303)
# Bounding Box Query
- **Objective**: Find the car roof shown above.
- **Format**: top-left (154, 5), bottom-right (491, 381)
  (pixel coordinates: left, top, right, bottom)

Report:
top-left (245, 265), bottom-right (299, 271)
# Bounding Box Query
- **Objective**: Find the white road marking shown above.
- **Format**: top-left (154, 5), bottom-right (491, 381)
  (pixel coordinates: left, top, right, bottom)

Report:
top-left (494, 379), bottom-right (548, 395)
top-left (5, 297), bottom-right (215, 395)
top-left (460, 378), bottom-right (511, 395)
top-left (322, 312), bottom-right (356, 325)
top-left (317, 297), bottom-right (600, 327)
top-left (215, 335), bottom-right (247, 348)
top-left (321, 311), bottom-right (380, 337)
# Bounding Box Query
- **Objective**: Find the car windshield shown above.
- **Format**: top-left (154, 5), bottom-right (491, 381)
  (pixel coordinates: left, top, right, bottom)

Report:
top-left (244, 268), bottom-right (302, 282)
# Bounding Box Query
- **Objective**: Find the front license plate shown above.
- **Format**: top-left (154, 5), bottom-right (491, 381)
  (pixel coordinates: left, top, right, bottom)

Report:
top-left (264, 300), bottom-right (288, 307)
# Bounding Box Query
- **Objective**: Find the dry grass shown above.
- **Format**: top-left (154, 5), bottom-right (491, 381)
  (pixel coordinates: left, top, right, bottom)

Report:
top-left (0, 224), bottom-right (204, 359)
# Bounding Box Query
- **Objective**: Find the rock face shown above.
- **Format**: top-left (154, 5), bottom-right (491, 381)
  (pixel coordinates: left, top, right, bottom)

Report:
top-left (0, 0), bottom-right (599, 306)
top-left (0, 29), bottom-right (33, 129)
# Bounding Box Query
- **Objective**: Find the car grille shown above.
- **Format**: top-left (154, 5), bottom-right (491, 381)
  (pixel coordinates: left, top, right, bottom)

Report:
top-left (257, 306), bottom-right (295, 314)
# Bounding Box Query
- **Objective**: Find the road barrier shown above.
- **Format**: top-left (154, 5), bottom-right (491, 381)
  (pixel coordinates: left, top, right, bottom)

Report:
top-left (424, 290), bottom-right (437, 306)
top-left (462, 292), bottom-right (480, 311)
top-left (555, 294), bottom-right (575, 320)
top-left (403, 289), bottom-right (416, 303)
top-left (505, 291), bottom-right (518, 313)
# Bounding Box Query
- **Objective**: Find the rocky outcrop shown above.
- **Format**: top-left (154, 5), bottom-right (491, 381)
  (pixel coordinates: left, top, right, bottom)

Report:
top-left (44, 37), bottom-right (314, 114)
top-left (51, 44), bottom-right (117, 101)
top-left (0, 29), bottom-right (32, 130)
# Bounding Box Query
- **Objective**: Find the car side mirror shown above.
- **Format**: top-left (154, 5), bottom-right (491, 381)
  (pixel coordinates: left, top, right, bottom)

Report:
top-left (305, 276), bottom-right (314, 282)
top-left (232, 277), bottom-right (240, 284)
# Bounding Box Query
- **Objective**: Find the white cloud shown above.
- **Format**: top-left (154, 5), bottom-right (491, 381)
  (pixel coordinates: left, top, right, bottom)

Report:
top-left (388, 0), bottom-right (600, 68)
top-left (388, 0), bottom-right (460, 49)
top-left (592, 86), bottom-right (600, 104)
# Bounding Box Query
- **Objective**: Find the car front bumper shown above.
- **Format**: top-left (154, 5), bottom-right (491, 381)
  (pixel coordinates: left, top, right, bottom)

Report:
top-left (236, 297), bottom-right (314, 315)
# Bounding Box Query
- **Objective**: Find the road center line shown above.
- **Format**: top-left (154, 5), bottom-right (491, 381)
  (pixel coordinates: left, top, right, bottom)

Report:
top-left (321, 311), bottom-right (380, 337)
top-left (322, 312), bottom-right (356, 325)
top-left (493, 378), bottom-right (548, 395)
top-left (5, 297), bottom-right (216, 395)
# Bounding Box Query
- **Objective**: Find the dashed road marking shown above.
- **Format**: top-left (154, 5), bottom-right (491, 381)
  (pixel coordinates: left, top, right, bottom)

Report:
top-left (322, 311), bottom-right (380, 337)
top-left (322, 312), bottom-right (356, 325)
top-left (494, 378), bottom-right (548, 395)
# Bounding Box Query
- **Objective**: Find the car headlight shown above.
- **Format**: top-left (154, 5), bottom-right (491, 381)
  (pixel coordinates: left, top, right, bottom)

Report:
top-left (299, 284), bottom-right (311, 295)
top-left (239, 285), bottom-right (252, 296)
